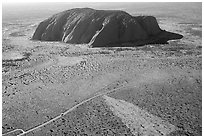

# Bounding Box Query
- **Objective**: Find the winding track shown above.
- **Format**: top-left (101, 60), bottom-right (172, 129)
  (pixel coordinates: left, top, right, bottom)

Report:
top-left (3, 79), bottom-right (129, 136)
top-left (2, 129), bottom-right (25, 136)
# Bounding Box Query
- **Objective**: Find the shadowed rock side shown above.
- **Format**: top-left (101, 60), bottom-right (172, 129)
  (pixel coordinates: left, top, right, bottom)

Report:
top-left (32, 8), bottom-right (183, 47)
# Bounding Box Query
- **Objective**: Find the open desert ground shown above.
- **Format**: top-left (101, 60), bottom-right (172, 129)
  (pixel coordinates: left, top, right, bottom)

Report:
top-left (2, 2), bottom-right (202, 136)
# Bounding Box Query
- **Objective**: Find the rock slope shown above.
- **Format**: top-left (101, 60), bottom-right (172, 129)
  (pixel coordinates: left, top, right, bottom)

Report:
top-left (32, 8), bottom-right (183, 47)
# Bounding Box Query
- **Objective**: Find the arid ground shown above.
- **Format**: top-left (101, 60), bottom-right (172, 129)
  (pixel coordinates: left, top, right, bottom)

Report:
top-left (2, 2), bottom-right (202, 136)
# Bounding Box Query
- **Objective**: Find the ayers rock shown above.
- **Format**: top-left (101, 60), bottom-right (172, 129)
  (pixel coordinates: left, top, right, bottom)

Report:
top-left (32, 8), bottom-right (183, 47)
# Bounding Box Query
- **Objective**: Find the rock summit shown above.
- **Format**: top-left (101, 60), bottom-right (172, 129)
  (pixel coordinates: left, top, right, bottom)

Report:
top-left (32, 8), bottom-right (183, 47)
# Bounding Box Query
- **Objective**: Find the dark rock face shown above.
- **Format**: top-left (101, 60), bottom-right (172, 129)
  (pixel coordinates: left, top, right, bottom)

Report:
top-left (32, 8), bottom-right (183, 47)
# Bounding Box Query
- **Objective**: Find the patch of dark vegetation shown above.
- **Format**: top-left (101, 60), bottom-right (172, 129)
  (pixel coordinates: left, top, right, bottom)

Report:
top-left (196, 45), bottom-right (202, 49)
top-left (100, 47), bottom-right (137, 53)
top-left (115, 47), bottom-right (136, 52)
top-left (2, 52), bottom-right (32, 71)
top-left (2, 124), bottom-right (14, 134)
top-left (2, 62), bottom-right (17, 67)
top-left (62, 50), bottom-right (112, 57)
top-left (22, 52), bottom-right (32, 58)
top-left (168, 130), bottom-right (194, 136)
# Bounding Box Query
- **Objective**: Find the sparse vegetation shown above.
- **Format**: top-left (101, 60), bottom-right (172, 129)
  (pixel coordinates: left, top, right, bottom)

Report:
top-left (24, 97), bottom-right (134, 136)
top-left (2, 2), bottom-right (201, 136)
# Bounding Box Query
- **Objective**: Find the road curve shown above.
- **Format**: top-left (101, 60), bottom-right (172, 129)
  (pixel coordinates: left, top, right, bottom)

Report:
top-left (16, 81), bottom-right (129, 136)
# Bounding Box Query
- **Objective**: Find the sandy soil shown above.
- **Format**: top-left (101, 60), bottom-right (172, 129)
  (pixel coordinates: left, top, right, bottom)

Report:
top-left (2, 6), bottom-right (202, 136)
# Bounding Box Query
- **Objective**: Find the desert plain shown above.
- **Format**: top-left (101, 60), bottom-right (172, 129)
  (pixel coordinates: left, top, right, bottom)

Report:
top-left (2, 2), bottom-right (202, 136)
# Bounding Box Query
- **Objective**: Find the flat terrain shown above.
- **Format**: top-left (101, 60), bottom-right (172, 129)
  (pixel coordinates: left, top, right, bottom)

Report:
top-left (2, 2), bottom-right (202, 136)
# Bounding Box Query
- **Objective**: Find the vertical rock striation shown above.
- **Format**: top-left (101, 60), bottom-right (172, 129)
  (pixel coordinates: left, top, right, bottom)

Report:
top-left (32, 8), bottom-right (183, 47)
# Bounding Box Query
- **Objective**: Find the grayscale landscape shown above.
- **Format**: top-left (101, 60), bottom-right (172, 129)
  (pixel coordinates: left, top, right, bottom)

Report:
top-left (2, 2), bottom-right (202, 136)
